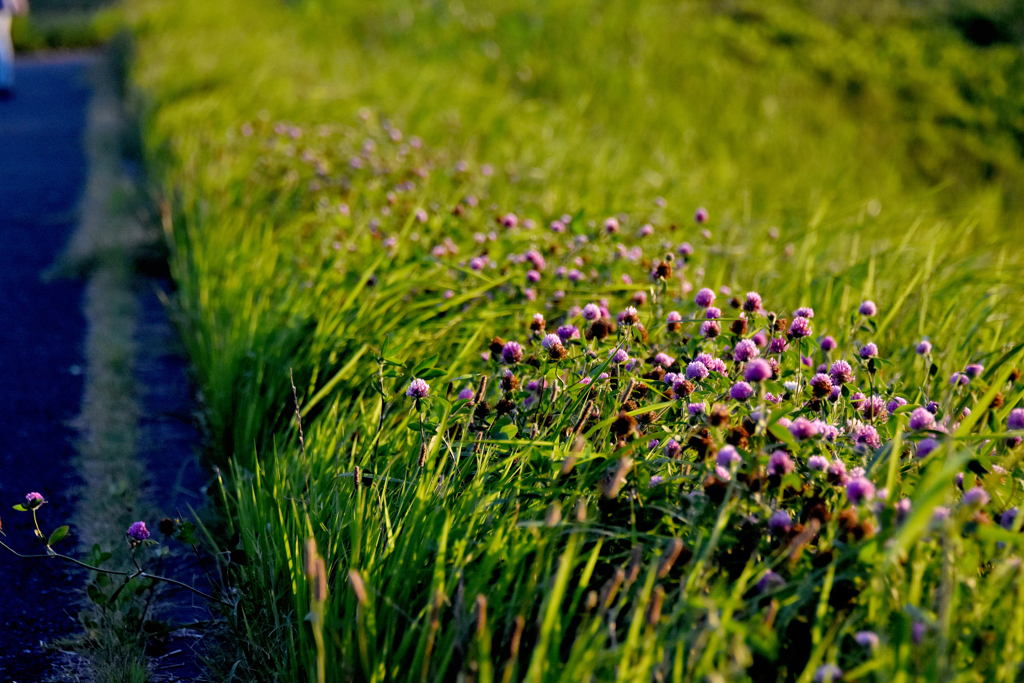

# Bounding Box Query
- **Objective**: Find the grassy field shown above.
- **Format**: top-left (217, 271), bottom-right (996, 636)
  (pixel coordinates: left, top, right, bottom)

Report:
top-left (122, 0), bottom-right (1024, 680)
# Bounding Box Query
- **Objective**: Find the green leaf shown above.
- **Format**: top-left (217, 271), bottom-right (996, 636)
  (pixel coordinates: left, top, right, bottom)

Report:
top-left (12, 504), bottom-right (27, 512)
top-left (47, 525), bottom-right (69, 547)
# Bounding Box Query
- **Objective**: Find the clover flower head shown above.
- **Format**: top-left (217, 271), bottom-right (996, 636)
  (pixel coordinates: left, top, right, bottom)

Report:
top-left (915, 438), bottom-right (939, 458)
top-left (852, 422), bottom-right (881, 450)
top-left (820, 336), bottom-right (838, 352)
top-left (909, 407), bottom-right (935, 431)
top-left (619, 306), bottom-right (639, 326)
top-left (744, 358), bottom-right (773, 382)
top-left (963, 486), bottom-right (990, 507)
top-left (859, 300), bottom-right (877, 317)
top-left (886, 397), bottom-right (907, 415)
top-left (653, 352), bottom-right (675, 368)
top-left (768, 510), bottom-right (792, 535)
top-left (705, 306), bottom-right (722, 319)
top-left (811, 373), bottom-right (833, 398)
top-left (730, 381), bottom-right (754, 402)
top-left (501, 213), bottom-right (518, 228)
top-left (700, 320), bottom-right (721, 338)
top-left (733, 339), bottom-right (759, 362)
top-left (829, 360), bottom-right (854, 385)
top-left (768, 337), bottom-right (788, 354)
top-left (686, 360), bottom-right (709, 381)
top-left (687, 402), bottom-right (705, 415)
top-left (860, 342), bottom-right (878, 358)
top-left (854, 631), bottom-right (879, 649)
top-left (694, 207), bottom-right (709, 224)
top-left (788, 417), bottom-right (818, 441)
top-left (406, 378), bottom-right (431, 399)
top-left (964, 363), bottom-right (984, 379)
top-left (916, 340), bottom-right (932, 355)
top-left (557, 324), bottom-right (580, 342)
top-left (694, 288), bottom-right (716, 308)
top-left (604, 216), bottom-right (620, 233)
top-left (582, 303), bottom-right (601, 321)
top-left (756, 570), bottom-right (785, 594)
top-left (808, 455), bottom-right (829, 472)
top-left (696, 353), bottom-right (727, 374)
top-left (1001, 507), bottom-right (1018, 530)
top-left (767, 451), bottom-right (795, 476)
top-left (716, 445), bottom-right (742, 468)
top-left (666, 310), bottom-right (682, 324)
top-left (814, 664), bottom-right (842, 683)
top-left (788, 316), bottom-right (812, 338)
top-left (846, 477), bottom-right (876, 505)
top-left (609, 348), bottom-right (630, 364)
top-left (501, 341), bottom-right (524, 364)
top-left (662, 438), bottom-right (682, 458)
top-left (743, 292), bottom-right (763, 313)
top-left (895, 498), bottom-right (912, 523)
top-left (457, 388), bottom-right (475, 401)
top-left (1009, 409), bottom-right (1024, 431)
top-left (127, 521), bottom-right (150, 542)
top-left (794, 306), bottom-right (815, 319)
top-left (541, 334), bottom-right (563, 351)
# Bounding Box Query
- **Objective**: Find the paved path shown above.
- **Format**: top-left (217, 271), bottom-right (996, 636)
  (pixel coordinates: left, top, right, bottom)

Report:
top-left (0, 52), bottom-right (95, 680)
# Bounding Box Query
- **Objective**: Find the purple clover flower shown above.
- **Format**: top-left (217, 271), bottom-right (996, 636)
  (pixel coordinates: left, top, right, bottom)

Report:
top-left (694, 288), bottom-right (715, 308)
top-left (686, 360), bottom-right (709, 381)
top-left (687, 402), bottom-right (705, 415)
top-left (582, 303), bottom-right (601, 321)
top-left (767, 451), bottom-right (795, 476)
top-left (909, 407), bottom-right (935, 431)
top-left (852, 422), bottom-right (881, 450)
top-left (895, 498), bottom-right (912, 523)
top-left (846, 477), bottom-right (876, 505)
top-left (859, 300), bottom-right (877, 317)
top-left (406, 378), bottom-right (430, 399)
top-left (1009, 409), bottom-right (1024, 431)
top-left (743, 292), bottom-right (763, 313)
top-left (768, 337), bottom-right (788, 354)
top-left (557, 324), bottom-right (580, 342)
top-left (717, 445), bottom-right (742, 468)
top-left (964, 363), bottom-right (984, 379)
top-left (653, 352), bottom-right (675, 367)
top-left (820, 336), bottom-right (838, 352)
top-left (829, 360), bottom-right (854, 385)
top-left (814, 664), bottom-right (842, 683)
top-left (457, 388), bottom-right (475, 401)
top-left (734, 339), bottom-right (759, 362)
top-left (127, 521), bottom-right (150, 542)
top-left (694, 207), bottom-right (709, 224)
top-left (662, 438), bottom-right (682, 458)
top-left (859, 342), bottom-right (878, 358)
top-left (768, 510), bottom-right (792, 535)
top-left (609, 348), bottom-right (630, 364)
top-left (705, 306), bottom-right (722, 319)
top-left (730, 381), bottom-right (754, 401)
top-left (541, 334), bottom-right (563, 350)
top-left (789, 317), bottom-right (812, 338)
top-left (752, 330), bottom-right (768, 347)
top-left (743, 358), bottom-right (773, 382)
top-left (1001, 508), bottom-right (1018, 530)
top-left (788, 417), bottom-right (818, 441)
top-left (886, 397), bottom-right (907, 414)
top-left (700, 320), bottom-right (721, 338)
top-left (501, 341), bottom-right (524, 364)
top-left (916, 340), bottom-right (932, 355)
top-left (854, 631), bottom-right (879, 649)
top-left (696, 353), bottom-right (727, 374)
top-left (963, 486), bottom-right (990, 507)
top-left (756, 570), bottom-right (786, 593)
top-left (808, 455), bottom-right (829, 472)
top-left (916, 438), bottom-right (939, 458)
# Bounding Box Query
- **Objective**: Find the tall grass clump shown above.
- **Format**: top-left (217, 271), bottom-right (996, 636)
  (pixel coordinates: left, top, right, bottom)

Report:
top-left (124, 0), bottom-right (1024, 679)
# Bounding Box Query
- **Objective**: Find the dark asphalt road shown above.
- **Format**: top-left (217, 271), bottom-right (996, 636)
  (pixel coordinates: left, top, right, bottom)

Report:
top-left (0, 52), bottom-right (95, 680)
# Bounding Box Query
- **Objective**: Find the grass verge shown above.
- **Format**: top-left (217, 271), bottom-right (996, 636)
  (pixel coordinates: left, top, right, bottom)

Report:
top-left (124, 0), bottom-right (1024, 680)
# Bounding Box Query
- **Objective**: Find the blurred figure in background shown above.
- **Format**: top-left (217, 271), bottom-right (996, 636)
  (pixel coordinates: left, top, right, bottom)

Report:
top-left (1, 0), bottom-right (28, 98)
